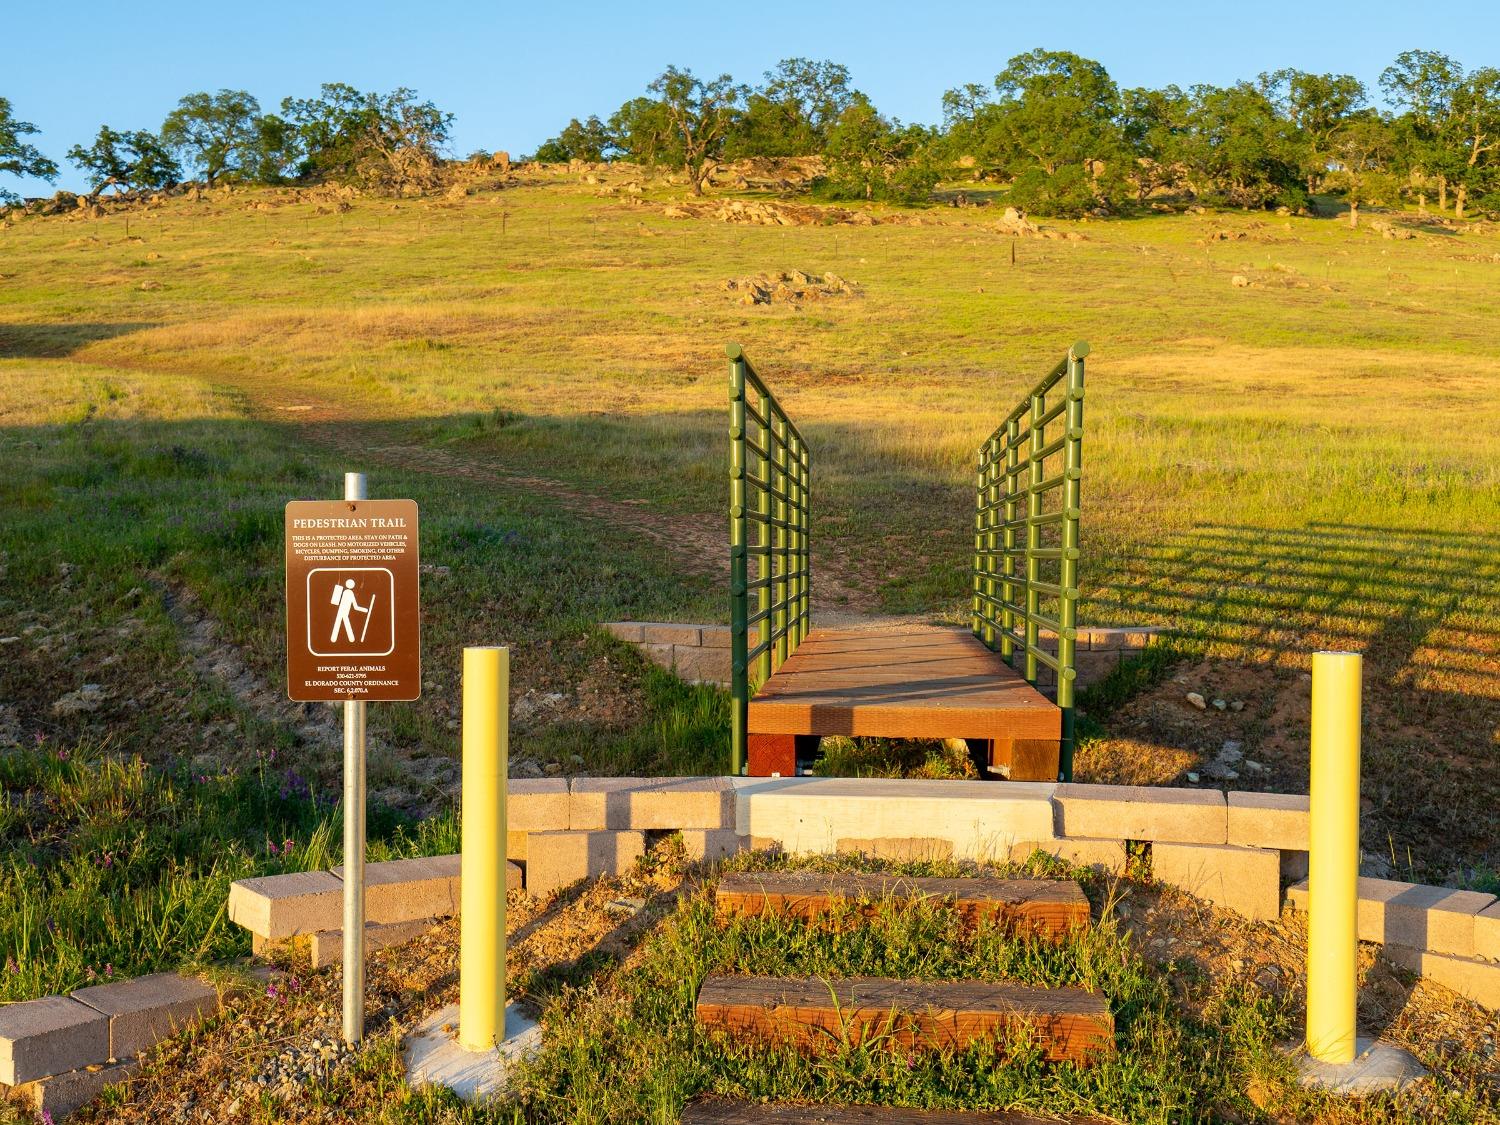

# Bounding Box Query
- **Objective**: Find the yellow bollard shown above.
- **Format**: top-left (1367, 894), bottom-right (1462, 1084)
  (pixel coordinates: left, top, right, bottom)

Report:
top-left (1306, 650), bottom-right (1361, 1064)
top-left (459, 646), bottom-right (508, 1052)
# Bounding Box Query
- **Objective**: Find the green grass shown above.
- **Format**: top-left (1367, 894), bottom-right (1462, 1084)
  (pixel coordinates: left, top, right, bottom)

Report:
top-left (497, 852), bottom-right (1495, 1124)
top-left (0, 738), bottom-right (455, 1004)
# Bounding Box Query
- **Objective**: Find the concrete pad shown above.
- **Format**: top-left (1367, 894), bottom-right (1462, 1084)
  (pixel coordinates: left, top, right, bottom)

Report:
top-left (1053, 784), bottom-right (1226, 844)
top-left (227, 869), bottom-right (343, 940)
top-left (403, 1002), bottom-right (541, 1103)
top-left (308, 918), bottom-right (439, 969)
top-left (525, 830), bottom-right (647, 896)
top-left (14, 1059), bottom-right (138, 1119)
top-left (1010, 837), bottom-right (1129, 875)
top-left (507, 779), bottom-right (569, 832)
top-left (1292, 1036), bottom-right (1427, 1093)
top-left (1383, 946), bottom-right (1500, 1010)
top-left (1285, 878), bottom-right (1497, 957)
top-left (569, 776), bottom-right (734, 830)
top-left (0, 995), bottom-right (109, 1085)
top-left (737, 776), bottom-right (1057, 862)
top-left (71, 972), bottom-right (219, 1059)
top-left (1153, 842), bottom-right (1281, 921)
top-left (1226, 792), bottom-right (1309, 851)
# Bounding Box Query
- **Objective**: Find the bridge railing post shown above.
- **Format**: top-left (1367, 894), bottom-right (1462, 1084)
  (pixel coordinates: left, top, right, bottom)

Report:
top-left (728, 347), bottom-right (749, 776)
top-left (1057, 341), bottom-right (1087, 780)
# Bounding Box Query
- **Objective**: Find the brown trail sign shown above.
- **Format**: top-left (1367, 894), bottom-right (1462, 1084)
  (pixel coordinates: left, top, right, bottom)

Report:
top-left (285, 498), bottom-right (422, 702)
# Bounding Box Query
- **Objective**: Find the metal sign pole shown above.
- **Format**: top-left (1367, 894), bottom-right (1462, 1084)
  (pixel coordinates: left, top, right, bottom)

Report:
top-left (342, 471), bottom-right (367, 1044)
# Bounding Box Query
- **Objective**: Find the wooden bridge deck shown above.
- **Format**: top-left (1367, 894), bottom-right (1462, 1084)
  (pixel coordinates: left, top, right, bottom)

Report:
top-left (746, 626), bottom-right (1061, 780)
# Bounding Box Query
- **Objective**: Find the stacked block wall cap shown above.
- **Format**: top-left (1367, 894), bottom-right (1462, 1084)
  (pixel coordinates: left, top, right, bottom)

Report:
top-left (330, 855), bottom-right (461, 925)
top-left (228, 869), bottom-right (343, 941)
top-left (1053, 784), bottom-right (1226, 844)
top-left (508, 778), bottom-right (569, 832)
top-left (14, 1059), bottom-right (139, 1120)
top-left (1477, 903), bottom-right (1500, 964)
top-left (230, 854), bottom-right (513, 940)
top-left (570, 776), bottom-right (735, 831)
top-left (735, 776), bottom-right (1057, 862)
top-left (308, 918), bottom-right (442, 970)
top-left (525, 830), bottom-right (648, 897)
top-left (624, 622), bottom-right (704, 645)
top-left (1383, 946), bottom-right (1500, 1011)
top-left (1226, 792), bottom-right (1310, 851)
top-left (0, 995), bottom-right (110, 1086)
top-left (70, 972), bottom-right (219, 1060)
top-left (1285, 878), bottom-right (1498, 958)
top-left (1152, 841), bottom-right (1282, 922)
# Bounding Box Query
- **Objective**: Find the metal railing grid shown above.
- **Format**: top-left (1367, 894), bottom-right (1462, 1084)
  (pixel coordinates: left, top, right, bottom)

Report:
top-left (971, 341), bottom-right (1088, 780)
top-left (729, 344), bottom-right (811, 774)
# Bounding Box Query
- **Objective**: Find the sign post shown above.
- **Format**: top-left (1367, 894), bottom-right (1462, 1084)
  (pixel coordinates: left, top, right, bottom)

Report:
top-left (339, 472), bottom-right (369, 1046)
top-left (286, 475), bottom-right (421, 1046)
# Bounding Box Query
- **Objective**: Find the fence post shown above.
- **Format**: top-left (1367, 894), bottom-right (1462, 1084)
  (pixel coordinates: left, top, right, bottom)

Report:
top-left (1057, 341), bottom-right (1088, 781)
top-left (1306, 650), bottom-right (1361, 1064)
top-left (459, 646), bottom-right (508, 1052)
top-left (728, 345), bottom-right (749, 776)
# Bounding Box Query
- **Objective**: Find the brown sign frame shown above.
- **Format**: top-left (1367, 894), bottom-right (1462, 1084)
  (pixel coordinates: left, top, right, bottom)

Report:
top-left (285, 498), bottom-right (422, 701)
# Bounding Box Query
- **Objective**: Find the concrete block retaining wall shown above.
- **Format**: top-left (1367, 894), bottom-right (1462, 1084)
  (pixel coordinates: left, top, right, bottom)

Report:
top-left (601, 622), bottom-right (1166, 690)
top-left (221, 775), bottom-right (1498, 1016)
top-left (18, 774), bottom-right (1491, 1118)
top-left (0, 973), bottom-right (219, 1117)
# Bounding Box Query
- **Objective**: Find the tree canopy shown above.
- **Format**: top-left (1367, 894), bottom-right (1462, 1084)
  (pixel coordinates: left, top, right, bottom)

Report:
top-left (0, 97), bottom-right (58, 203)
top-left (66, 125), bottom-right (181, 193)
top-left (160, 89), bottom-right (262, 184)
top-left (9, 46), bottom-right (1500, 217)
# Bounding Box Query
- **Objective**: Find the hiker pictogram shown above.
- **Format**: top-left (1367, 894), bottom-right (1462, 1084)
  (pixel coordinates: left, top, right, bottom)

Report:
top-left (331, 578), bottom-right (374, 644)
top-left (306, 568), bottom-right (395, 657)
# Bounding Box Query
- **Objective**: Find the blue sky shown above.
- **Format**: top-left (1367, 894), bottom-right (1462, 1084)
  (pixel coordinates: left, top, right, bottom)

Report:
top-left (8, 1), bottom-right (1496, 195)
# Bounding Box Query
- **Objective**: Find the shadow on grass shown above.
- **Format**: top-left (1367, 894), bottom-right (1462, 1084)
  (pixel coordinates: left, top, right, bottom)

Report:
top-left (1090, 522), bottom-right (1500, 704)
top-left (0, 321), bottom-right (159, 358)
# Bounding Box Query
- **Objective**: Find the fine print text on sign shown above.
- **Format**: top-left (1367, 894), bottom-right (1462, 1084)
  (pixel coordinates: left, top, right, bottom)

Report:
top-left (285, 499), bottom-right (421, 701)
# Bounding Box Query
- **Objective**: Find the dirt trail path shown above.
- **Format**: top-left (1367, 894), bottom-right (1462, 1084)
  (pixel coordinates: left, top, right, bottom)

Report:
top-left (204, 367), bottom-right (880, 616)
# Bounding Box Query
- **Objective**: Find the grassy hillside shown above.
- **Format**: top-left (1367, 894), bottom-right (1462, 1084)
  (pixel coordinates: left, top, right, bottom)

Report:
top-left (2, 169), bottom-right (1497, 883)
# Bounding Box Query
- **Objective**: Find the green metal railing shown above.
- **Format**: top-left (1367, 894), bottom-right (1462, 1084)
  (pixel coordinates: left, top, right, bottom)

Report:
top-left (728, 344), bottom-right (811, 775)
top-left (971, 341), bottom-right (1088, 781)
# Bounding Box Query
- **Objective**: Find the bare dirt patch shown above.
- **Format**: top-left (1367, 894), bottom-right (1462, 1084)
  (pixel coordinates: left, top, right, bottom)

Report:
top-left (1077, 657), bottom-right (1498, 884)
top-left (722, 269), bottom-right (858, 306)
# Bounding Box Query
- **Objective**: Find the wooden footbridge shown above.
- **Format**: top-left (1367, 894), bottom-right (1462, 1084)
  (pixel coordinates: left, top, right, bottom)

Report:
top-left (728, 342), bottom-right (1089, 782)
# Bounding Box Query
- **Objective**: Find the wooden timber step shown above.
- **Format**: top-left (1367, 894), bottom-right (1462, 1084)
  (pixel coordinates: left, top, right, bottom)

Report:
top-left (682, 1097), bottom-right (1107, 1123)
top-left (716, 872), bottom-right (1090, 938)
top-left (695, 975), bottom-right (1112, 1064)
